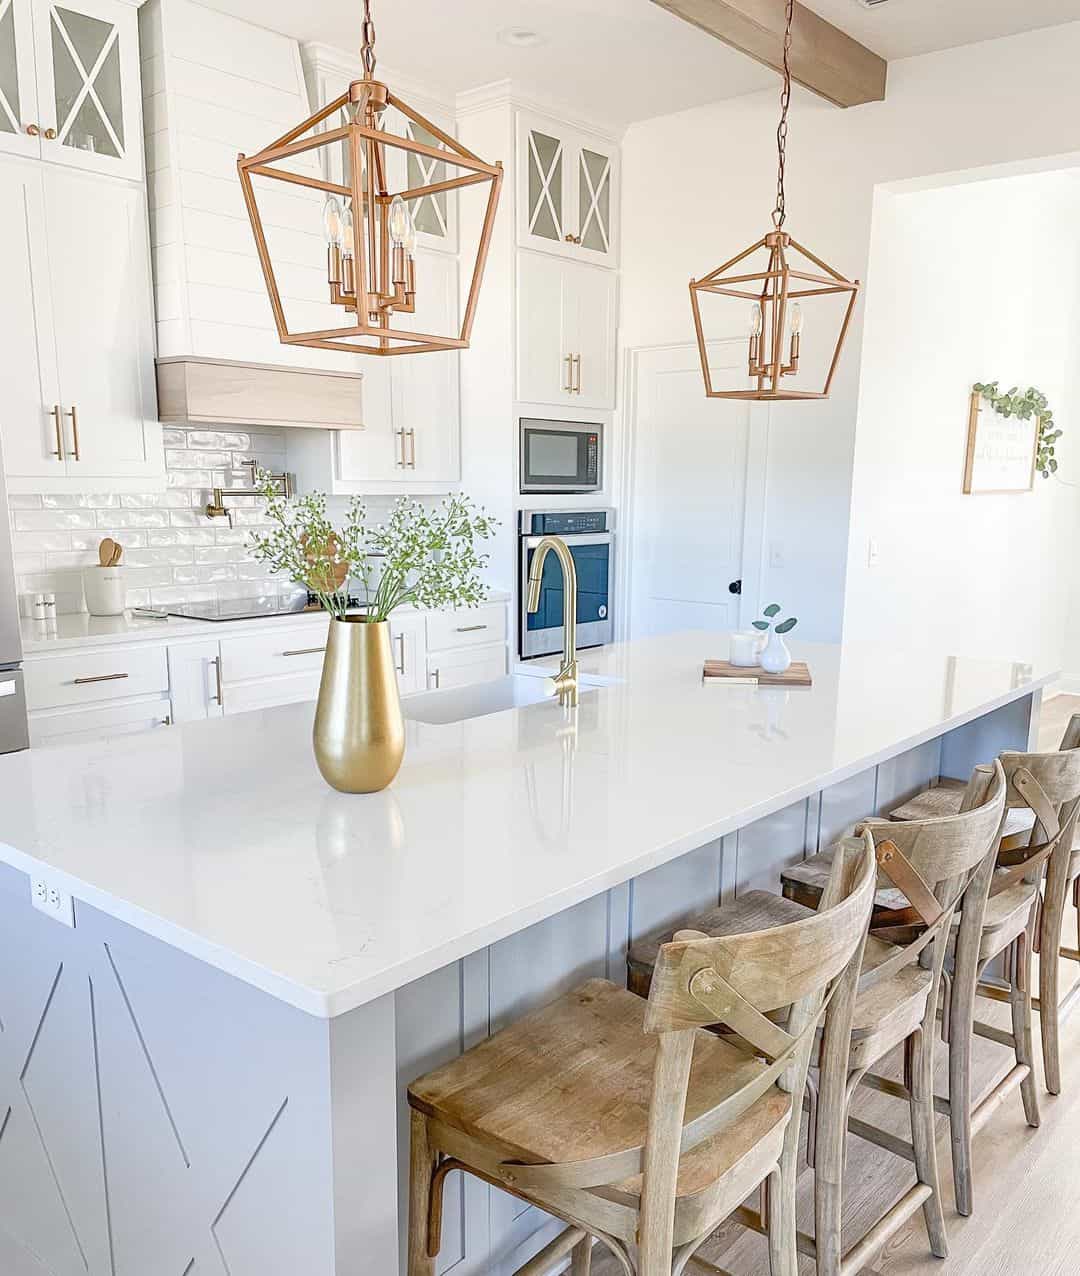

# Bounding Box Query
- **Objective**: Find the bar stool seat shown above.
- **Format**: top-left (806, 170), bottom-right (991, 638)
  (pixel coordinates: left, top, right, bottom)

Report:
top-left (980, 876), bottom-right (1039, 955)
top-left (409, 979), bottom-right (792, 1228)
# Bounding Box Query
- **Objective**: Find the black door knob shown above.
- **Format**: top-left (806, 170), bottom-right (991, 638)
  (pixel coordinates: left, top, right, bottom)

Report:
top-left (728, 579), bottom-right (742, 595)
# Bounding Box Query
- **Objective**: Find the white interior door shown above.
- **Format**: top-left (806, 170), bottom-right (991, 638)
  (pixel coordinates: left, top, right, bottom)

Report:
top-left (627, 343), bottom-right (752, 639)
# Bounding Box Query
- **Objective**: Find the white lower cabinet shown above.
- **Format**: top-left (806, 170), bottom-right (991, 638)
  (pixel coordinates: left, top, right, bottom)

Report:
top-left (427, 643), bottom-right (507, 692)
top-left (167, 639), bottom-right (224, 723)
top-left (26, 602), bottom-right (509, 743)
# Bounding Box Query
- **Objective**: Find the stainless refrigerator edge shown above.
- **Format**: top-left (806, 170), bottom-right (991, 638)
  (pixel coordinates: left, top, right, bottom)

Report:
top-left (0, 439), bottom-right (30, 753)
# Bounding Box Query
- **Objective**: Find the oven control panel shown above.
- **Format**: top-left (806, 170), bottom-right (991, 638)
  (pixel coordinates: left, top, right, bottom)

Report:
top-left (519, 510), bottom-right (611, 536)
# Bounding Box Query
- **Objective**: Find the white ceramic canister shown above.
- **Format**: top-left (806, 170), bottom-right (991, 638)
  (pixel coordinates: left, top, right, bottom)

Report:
top-left (729, 630), bottom-right (765, 667)
top-left (83, 566), bottom-right (126, 617)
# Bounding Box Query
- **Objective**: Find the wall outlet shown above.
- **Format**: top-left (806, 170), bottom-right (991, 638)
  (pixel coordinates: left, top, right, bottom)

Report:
top-left (867, 536), bottom-right (880, 567)
top-left (769, 540), bottom-right (786, 569)
top-left (30, 875), bottom-right (76, 928)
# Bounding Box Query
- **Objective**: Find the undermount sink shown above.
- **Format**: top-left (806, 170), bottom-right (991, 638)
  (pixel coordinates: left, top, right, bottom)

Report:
top-left (404, 672), bottom-right (612, 725)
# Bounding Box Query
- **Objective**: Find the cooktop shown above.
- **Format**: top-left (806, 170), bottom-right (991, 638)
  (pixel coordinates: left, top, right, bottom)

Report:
top-left (166, 594), bottom-right (363, 623)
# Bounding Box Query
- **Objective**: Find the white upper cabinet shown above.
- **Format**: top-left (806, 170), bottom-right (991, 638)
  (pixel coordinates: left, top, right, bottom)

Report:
top-left (0, 0), bottom-right (142, 177)
top-left (0, 0), bottom-right (39, 158)
top-left (517, 249), bottom-right (616, 411)
top-left (516, 110), bottom-right (618, 268)
top-left (0, 158), bottom-right (162, 489)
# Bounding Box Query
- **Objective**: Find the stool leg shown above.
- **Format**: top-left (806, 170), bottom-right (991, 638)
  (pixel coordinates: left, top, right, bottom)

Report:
top-left (907, 1027), bottom-right (948, 1258)
top-left (1012, 931), bottom-right (1042, 1124)
top-left (812, 1063), bottom-right (848, 1276)
top-left (948, 941), bottom-right (978, 1217)
top-left (1039, 854), bottom-right (1069, 1095)
top-left (766, 1163), bottom-right (797, 1276)
top-left (408, 1110), bottom-right (438, 1276)
top-left (571, 1237), bottom-right (593, 1275)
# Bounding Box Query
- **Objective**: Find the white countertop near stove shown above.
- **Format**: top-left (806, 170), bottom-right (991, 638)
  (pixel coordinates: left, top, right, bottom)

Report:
top-left (0, 632), bottom-right (1055, 1017)
top-left (20, 591), bottom-right (511, 653)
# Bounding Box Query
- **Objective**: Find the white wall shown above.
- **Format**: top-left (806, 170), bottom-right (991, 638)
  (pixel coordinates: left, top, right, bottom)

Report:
top-left (844, 171), bottom-right (1079, 667)
top-left (619, 21), bottom-right (1080, 643)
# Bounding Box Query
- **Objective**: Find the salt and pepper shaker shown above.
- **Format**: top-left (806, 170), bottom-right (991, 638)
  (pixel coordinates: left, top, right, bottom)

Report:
top-left (43, 593), bottom-right (57, 629)
top-left (32, 593), bottom-right (48, 622)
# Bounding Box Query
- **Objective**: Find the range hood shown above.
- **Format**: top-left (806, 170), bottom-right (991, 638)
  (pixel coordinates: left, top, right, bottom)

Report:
top-left (155, 357), bottom-right (365, 431)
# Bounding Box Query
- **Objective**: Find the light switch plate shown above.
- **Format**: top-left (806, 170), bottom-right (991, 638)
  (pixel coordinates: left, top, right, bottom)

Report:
top-left (30, 875), bottom-right (76, 928)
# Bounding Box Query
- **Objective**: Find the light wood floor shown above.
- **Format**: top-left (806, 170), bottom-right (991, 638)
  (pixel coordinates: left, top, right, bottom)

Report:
top-left (590, 695), bottom-right (1080, 1276)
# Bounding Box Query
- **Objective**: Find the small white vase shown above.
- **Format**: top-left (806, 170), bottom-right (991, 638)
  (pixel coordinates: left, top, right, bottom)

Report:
top-left (759, 629), bottom-right (792, 675)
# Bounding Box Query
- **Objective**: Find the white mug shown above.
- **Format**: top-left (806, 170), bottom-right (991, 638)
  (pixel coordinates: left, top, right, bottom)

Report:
top-left (729, 630), bottom-right (764, 667)
top-left (83, 566), bottom-right (126, 617)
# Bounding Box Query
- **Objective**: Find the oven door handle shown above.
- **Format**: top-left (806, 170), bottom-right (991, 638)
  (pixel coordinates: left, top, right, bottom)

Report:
top-left (523, 533), bottom-right (613, 549)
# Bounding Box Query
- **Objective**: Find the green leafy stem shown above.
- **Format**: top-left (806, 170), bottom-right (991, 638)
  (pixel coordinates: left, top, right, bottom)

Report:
top-left (752, 603), bottom-right (798, 635)
top-left (974, 381), bottom-right (1061, 479)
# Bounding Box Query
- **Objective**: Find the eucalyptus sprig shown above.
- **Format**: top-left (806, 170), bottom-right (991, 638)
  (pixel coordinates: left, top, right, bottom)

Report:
top-left (752, 602), bottom-right (797, 636)
top-left (974, 381), bottom-right (1062, 479)
top-left (247, 473), bottom-right (496, 622)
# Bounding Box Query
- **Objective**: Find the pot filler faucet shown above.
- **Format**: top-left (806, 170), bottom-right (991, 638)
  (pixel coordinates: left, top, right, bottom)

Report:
top-left (206, 459), bottom-right (294, 527)
top-left (525, 535), bottom-right (579, 707)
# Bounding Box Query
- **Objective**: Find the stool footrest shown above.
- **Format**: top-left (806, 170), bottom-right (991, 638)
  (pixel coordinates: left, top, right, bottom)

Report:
top-left (846, 1116), bottom-right (915, 1163)
top-left (971, 1064), bottom-right (1030, 1136)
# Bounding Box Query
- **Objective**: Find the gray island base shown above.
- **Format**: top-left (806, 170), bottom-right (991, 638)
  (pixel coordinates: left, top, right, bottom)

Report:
top-left (0, 633), bottom-right (1052, 1275)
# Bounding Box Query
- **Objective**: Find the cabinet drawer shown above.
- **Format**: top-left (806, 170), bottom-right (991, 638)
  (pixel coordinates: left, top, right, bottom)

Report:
top-left (29, 696), bottom-right (173, 747)
top-left (427, 643), bottom-right (507, 691)
top-left (219, 620), bottom-right (331, 682)
top-left (221, 671), bottom-right (323, 716)
top-left (426, 605), bottom-right (506, 653)
top-left (26, 645), bottom-right (170, 711)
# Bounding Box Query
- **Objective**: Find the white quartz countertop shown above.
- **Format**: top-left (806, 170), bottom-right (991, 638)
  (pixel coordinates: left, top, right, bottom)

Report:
top-left (20, 591), bottom-right (511, 653)
top-left (0, 632), bottom-right (1055, 1018)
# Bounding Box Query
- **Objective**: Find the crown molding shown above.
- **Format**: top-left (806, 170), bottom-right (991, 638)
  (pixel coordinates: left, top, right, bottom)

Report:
top-left (455, 78), bottom-right (622, 140)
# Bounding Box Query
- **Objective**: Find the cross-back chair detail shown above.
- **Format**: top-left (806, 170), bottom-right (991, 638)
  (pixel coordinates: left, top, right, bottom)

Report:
top-left (407, 835), bottom-right (877, 1276)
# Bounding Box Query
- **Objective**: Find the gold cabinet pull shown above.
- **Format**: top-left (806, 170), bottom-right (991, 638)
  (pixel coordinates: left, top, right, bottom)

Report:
top-left (50, 405), bottom-right (64, 459)
top-left (26, 123), bottom-right (40, 136)
top-left (73, 672), bottom-right (129, 685)
top-left (395, 632), bottom-right (406, 675)
top-left (563, 353), bottom-right (574, 392)
top-left (282, 646), bottom-right (326, 657)
top-left (572, 353), bottom-right (582, 394)
top-left (212, 655), bottom-right (224, 706)
top-left (406, 428), bottom-right (416, 469)
top-left (43, 127), bottom-right (56, 140)
top-left (455, 624), bottom-right (488, 633)
top-left (394, 428), bottom-right (406, 467)
top-left (66, 405), bottom-right (80, 460)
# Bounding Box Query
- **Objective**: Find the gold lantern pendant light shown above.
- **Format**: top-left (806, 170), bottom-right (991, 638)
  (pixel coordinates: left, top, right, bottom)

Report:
top-left (689, 0), bottom-right (860, 400)
top-left (237, 0), bottom-right (503, 357)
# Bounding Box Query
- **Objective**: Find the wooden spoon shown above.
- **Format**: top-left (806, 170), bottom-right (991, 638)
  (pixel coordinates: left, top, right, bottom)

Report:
top-left (109, 541), bottom-right (123, 567)
top-left (99, 537), bottom-right (117, 567)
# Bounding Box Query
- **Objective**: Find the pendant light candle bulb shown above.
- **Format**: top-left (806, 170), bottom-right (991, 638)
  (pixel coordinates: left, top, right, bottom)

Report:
top-left (749, 306), bottom-right (763, 337)
top-left (388, 195), bottom-right (410, 246)
top-left (790, 303), bottom-right (804, 336)
top-left (322, 195), bottom-right (343, 246)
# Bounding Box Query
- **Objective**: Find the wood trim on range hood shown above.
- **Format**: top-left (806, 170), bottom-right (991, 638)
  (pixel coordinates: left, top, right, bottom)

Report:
top-left (155, 357), bottom-right (366, 430)
top-left (650, 0), bottom-right (887, 107)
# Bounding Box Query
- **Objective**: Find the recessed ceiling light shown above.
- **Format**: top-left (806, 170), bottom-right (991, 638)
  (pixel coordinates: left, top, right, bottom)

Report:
top-left (497, 27), bottom-right (546, 49)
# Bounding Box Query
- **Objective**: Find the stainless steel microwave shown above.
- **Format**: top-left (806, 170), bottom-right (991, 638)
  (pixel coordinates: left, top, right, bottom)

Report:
top-left (519, 419), bottom-right (602, 494)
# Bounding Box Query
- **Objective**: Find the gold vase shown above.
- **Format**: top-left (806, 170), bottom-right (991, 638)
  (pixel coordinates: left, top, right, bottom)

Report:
top-left (313, 617), bottom-right (405, 793)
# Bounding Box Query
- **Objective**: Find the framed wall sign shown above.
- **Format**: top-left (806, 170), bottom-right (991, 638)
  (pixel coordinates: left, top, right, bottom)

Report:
top-left (963, 389), bottom-right (1038, 494)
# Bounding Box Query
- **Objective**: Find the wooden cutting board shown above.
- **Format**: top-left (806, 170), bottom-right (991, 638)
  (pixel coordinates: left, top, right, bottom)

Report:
top-left (702, 659), bottom-right (813, 687)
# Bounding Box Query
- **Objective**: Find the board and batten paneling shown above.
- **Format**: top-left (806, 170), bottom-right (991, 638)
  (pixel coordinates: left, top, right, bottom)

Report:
top-left (138, 0), bottom-right (360, 372)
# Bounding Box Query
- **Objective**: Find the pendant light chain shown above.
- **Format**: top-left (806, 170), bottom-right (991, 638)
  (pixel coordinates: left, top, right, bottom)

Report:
top-left (361, 0), bottom-right (377, 78)
top-left (772, 0), bottom-right (795, 229)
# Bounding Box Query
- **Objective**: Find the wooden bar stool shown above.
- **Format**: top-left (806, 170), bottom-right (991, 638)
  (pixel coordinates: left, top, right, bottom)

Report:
top-left (406, 837), bottom-right (876, 1276)
top-left (629, 764), bottom-right (1005, 1276)
top-left (786, 750), bottom-right (1080, 1217)
top-left (889, 714), bottom-right (1080, 1096)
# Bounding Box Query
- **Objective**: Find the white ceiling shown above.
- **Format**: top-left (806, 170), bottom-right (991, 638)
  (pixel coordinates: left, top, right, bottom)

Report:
top-left (205, 0), bottom-right (1080, 127)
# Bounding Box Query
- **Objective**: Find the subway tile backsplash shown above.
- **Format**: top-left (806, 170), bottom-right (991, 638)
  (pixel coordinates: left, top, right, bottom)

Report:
top-left (8, 428), bottom-right (404, 615)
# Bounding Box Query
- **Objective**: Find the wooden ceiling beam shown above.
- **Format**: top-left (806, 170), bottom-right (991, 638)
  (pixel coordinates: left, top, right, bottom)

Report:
top-left (650, 0), bottom-right (887, 108)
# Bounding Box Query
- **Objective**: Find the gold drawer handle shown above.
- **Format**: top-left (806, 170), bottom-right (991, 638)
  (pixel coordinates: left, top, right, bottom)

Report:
top-left (73, 672), bottom-right (129, 685)
top-left (455, 624), bottom-right (488, 633)
top-left (282, 646), bottom-right (326, 657)
top-left (66, 405), bottom-right (81, 461)
top-left (50, 405), bottom-right (64, 460)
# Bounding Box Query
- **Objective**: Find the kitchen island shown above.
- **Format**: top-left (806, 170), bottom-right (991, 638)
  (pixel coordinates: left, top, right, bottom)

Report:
top-left (0, 632), bottom-right (1053, 1276)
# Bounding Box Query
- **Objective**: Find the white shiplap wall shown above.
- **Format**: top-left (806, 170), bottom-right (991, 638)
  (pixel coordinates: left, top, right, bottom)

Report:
top-left (139, 0), bottom-right (363, 371)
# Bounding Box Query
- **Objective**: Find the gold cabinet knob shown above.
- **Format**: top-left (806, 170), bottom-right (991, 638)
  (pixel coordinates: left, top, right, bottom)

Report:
top-left (43, 127), bottom-right (57, 140)
top-left (25, 123), bottom-right (40, 136)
